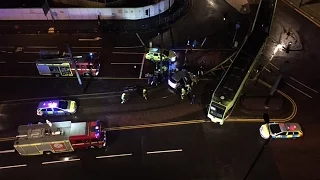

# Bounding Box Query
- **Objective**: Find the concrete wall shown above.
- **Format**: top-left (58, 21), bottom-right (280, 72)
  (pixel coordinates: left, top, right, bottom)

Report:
top-left (0, 0), bottom-right (174, 20)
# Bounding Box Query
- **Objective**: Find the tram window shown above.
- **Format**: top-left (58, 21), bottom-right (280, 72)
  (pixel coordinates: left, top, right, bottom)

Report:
top-left (87, 65), bottom-right (93, 69)
top-left (81, 65), bottom-right (85, 69)
top-left (49, 67), bottom-right (59, 72)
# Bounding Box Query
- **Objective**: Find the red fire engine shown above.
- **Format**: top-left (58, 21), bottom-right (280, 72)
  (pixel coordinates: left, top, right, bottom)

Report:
top-left (35, 52), bottom-right (100, 77)
top-left (14, 120), bottom-right (106, 156)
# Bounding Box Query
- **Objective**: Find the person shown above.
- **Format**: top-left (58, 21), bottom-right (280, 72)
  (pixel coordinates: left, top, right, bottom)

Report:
top-left (121, 93), bottom-right (127, 104)
top-left (143, 88), bottom-right (148, 100)
top-left (181, 88), bottom-right (186, 100)
top-left (186, 84), bottom-right (192, 93)
top-left (191, 94), bottom-right (196, 104)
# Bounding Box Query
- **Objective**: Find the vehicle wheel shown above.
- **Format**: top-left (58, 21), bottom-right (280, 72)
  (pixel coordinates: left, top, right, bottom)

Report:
top-left (150, 58), bottom-right (154, 61)
top-left (44, 151), bottom-right (52, 155)
top-left (54, 74), bottom-right (60, 77)
top-left (84, 73), bottom-right (90, 77)
top-left (89, 145), bottom-right (96, 149)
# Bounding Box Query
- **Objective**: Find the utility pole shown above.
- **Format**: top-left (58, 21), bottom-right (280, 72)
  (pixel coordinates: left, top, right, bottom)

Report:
top-left (66, 43), bottom-right (84, 93)
top-left (264, 61), bottom-right (289, 108)
top-left (243, 113), bottom-right (270, 180)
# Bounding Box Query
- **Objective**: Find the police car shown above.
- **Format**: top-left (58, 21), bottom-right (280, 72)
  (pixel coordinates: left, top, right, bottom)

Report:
top-left (145, 48), bottom-right (176, 62)
top-left (37, 100), bottom-right (77, 116)
top-left (259, 122), bottom-right (303, 139)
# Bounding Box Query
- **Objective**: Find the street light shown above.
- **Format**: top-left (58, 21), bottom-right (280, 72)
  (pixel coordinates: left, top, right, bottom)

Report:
top-left (66, 43), bottom-right (84, 93)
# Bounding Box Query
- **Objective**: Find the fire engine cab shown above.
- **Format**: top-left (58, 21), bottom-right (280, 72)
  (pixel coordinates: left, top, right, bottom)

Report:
top-left (35, 53), bottom-right (100, 77)
top-left (14, 120), bottom-right (106, 156)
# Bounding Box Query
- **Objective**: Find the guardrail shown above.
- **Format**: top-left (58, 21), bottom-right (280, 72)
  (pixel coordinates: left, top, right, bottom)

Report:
top-left (0, 0), bottom-right (191, 34)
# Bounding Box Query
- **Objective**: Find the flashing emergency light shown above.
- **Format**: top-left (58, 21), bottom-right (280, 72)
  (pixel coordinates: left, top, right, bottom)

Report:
top-left (171, 56), bottom-right (176, 62)
top-left (89, 52), bottom-right (93, 56)
top-left (95, 126), bottom-right (99, 130)
top-left (44, 102), bottom-right (58, 108)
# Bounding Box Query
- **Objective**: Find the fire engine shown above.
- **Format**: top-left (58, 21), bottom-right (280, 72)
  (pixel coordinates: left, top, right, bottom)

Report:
top-left (35, 52), bottom-right (100, 77)
top-left (14, 120), bottom-right (106, 156)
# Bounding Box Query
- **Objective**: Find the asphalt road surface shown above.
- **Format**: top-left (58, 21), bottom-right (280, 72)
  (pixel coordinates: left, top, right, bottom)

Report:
top-left (0, 0), bottom-right (319, 180)
top-left (257, 1), bottom-right (320, 180)
top-left (0, 123), bottom-right (281, 180)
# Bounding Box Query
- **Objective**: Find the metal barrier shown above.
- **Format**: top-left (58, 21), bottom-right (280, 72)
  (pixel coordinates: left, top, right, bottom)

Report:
top-left (0, 0), bottom-right (191, 34)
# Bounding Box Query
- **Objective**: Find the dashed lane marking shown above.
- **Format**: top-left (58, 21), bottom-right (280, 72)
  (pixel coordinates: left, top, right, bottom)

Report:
top-left (0, 164), bottom-right (27, 170)
top-left (0, 149), bottom-right (15, 154)
top-left (42, 158), bottom-right (80, 165)
top-left (146, 149), bottom-right (183, 154)
top-left (26, 46), bottom-right (57, 49)
top-left (96, 153), bottom-right (132, 159)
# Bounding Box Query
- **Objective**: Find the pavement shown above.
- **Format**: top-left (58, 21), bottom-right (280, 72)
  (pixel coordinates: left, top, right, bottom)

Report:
top-left (282, 0), bottom-right (320, 27)
top-left (225, 0), bottom-right (261, 14)
top-left (0, 0), bottom-right (191, 34)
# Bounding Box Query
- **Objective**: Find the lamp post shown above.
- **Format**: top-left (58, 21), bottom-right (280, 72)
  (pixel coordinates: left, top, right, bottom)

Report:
top-left (66, 43), bottom-right (84, 93)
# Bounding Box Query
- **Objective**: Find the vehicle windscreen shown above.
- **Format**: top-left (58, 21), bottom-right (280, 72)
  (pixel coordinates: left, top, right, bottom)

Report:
top-left (58, 101), bottom-right (68, 109)
top-left (208, 104), bottom-right (225, 118)
top-left (169, 76), bottom-right (177, 83)
top-left (269, 124), bottom-right (281, 134)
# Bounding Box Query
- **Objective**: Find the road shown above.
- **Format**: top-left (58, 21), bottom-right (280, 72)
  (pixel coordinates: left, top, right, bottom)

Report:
top-left (0, 122), bottom-right (281, 180)
top-left (1, 0), bottom-right (319, 180)
top-left (257, 1), bottom-right (320, 179)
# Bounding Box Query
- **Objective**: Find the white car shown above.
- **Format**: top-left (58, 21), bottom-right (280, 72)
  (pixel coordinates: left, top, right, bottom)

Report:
top-left (259, 122), bottom-right (303, 139)
top-left (37, 100), bottom-right (77, 116)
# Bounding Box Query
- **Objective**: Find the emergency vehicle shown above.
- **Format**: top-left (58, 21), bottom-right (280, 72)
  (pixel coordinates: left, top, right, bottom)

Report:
top-left (35, 53), bottom-right (100, 77)
top-left (14, 120), bottom-right (106, 156)
top-left (259, 122), bottom-right (303, 139)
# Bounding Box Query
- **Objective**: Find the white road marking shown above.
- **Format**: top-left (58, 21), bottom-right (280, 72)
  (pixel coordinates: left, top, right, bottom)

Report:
top-left (73, 51), bottom-right (98, 54)
top-left (146, 149), bottom-right (183, 154)
top-left (110, 62), bottom-right (142, 65)
top-left (290, 77), bottom-right (318, 93)
top-left (264, 67), bottom-right (272, 73)
top-left (96, 153), bottom-right (132, 159)
top-left (269, 63), bottom-right (279, 70)
top-left (42, 158), bottom-right (80, 165)
top-left (1, 51), bottom-right (6, 53)
top-left (0, 46), bottom-right (15, 48)
top-left (7, 52), bottom-right (12, 54)
top-left (139, 55), bottom-right (146, 79)
top-left (136, 33), bottom-right (145, 47)
top-left (23, 52), bottom-right (39, 54)
top-left (0, 62), bottom-right (5, 63)
top-left (0, 149), bottom-right (15, 154)
top-left (285, 82), bottom-right (312, 98)
top-left (0, 164), bottom-right (27, 170)
top-left (114, 46), bottom-right (144, 49)
top-left (27, 46), bottom-right (57, 49)
top-left (17, 61), bottom-right (35, 63)
top-left (72, 47), bottom-right (102, 49)
top-left (112, 52), bottom-right (145, 55)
